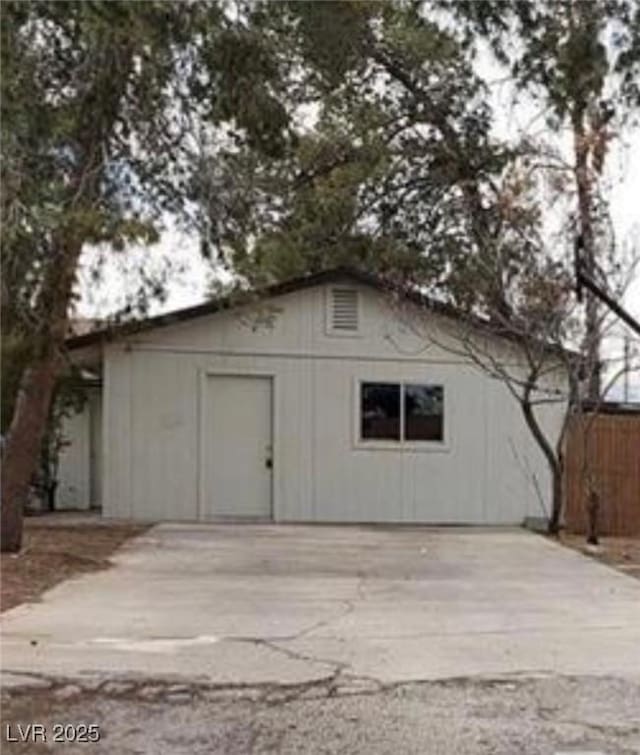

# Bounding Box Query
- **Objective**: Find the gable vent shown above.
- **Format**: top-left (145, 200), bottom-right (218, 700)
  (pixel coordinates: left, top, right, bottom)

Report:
top-left (330, 288), bottom-right (359, 332)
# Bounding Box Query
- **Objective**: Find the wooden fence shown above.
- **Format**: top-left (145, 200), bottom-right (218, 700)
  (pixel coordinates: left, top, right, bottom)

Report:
top-left (564, 409), bottom-right (640, 536)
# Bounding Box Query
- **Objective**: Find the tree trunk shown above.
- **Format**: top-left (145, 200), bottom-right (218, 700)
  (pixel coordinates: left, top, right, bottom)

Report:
top-left (548, 464), bottom-right (564, 535)
top-left (572, 111), bottom-right (601, 401)
top-left (586, 487), bottom-right (600, 545)
top-left (1, 357), bottom-right (60, 551)
top-left (520, 376), bottom-right (565, 535)
top-left (1, 236), bottom-right (81, 553)
top-left (47, 480), bottom-right (58, 512)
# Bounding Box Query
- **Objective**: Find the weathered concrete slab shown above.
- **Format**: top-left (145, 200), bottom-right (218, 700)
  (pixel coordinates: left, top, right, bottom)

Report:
top-left (2, 524), bottom-right (640, 685)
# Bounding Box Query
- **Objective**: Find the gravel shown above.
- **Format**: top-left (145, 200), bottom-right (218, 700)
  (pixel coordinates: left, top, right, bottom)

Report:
top-left (2, 674), bottom-right (640, 754)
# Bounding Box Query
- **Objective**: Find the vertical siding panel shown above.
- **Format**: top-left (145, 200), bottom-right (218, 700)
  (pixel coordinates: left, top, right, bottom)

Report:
top-left (103, 345), bottom-right (133, 519)
top-left (56, 404), bottom-right (91, 509)
top-left (102, 353), bottom-right (111, 516)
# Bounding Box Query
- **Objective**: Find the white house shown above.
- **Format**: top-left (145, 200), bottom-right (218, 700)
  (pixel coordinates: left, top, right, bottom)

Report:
top-left (59, 268), bottom-right (567, 524)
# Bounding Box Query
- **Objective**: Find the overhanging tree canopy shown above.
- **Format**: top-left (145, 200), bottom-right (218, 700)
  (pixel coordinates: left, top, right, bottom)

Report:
top-left (196, 1), bottom-right (529, 320)
top-left (0, 0), bottom-right (297, 551)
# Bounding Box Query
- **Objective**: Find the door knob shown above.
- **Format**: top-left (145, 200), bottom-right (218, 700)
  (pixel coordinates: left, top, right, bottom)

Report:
top-left (265, 458), bottom-right (273, 469)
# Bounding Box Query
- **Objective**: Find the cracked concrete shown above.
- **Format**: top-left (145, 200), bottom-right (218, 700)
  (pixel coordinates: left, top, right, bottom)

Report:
top-left (2, 524), bottom-right (640, 689)
top-left (3, 673), bottom-right (640, 754)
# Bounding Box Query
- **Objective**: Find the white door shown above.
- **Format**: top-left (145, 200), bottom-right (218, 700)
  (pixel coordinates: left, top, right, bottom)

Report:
top-left (202, 375), bottom-right (273, 519)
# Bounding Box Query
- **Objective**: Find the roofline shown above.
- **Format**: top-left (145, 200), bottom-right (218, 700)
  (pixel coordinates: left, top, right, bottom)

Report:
top-left (66, 265), bottom-right (573, 359)
top-left (66, 268), bottom-right (378, 349)
top-left (580, 400), bottom-right (640, 416)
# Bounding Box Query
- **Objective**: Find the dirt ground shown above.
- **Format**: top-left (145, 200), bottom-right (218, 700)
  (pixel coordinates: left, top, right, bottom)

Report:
top-left (559, 533), bottom-right (640, 580)
top-left (0, 515), bottom-right (149, 613)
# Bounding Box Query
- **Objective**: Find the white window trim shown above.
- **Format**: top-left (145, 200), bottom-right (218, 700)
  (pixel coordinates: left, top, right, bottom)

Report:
top-left (352, 378), bottom-right (450, 453)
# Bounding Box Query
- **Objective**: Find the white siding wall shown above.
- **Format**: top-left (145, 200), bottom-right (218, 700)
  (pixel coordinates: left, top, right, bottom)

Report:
top-left (57, 403), bottom-right (91, 510)
top-left (89, 389), bottom-right (103, 508)
top-left (101, 282), bottom-right (567, 524)
top-left (57, 387), bottom-right (103, 510)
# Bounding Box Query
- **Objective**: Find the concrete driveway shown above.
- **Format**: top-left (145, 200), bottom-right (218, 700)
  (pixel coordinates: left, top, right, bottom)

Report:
top-left (2, 524), bottom-right (640, 687)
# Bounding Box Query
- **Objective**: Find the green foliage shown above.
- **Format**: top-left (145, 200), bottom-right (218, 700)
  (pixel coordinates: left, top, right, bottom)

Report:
top-left (192, 0), bottom-right (638, 341)
top-left (448, 1), bottom-right (640, 123)
top-left (1, 0), bottom-right (300, 439)
top-left (205, 25), bottom-right (291, 158)
top-left (0, 0), bottom-right (295, 315)
top-left (196, 0), bottom-right (526, 315)
top-left (290, 1), bottom-right (373, 88)
top-left (1, 335), bottom-right (33, 435)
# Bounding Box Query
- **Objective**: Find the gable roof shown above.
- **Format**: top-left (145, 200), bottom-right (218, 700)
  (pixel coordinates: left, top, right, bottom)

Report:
top-left (65, 266), bottom-right (568, 358)
top-left (66, 268), bottom-right (397, 349)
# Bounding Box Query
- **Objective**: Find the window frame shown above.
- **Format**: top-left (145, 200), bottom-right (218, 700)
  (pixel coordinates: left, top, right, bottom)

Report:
top-left (354, 379), bottom-right (449, 452)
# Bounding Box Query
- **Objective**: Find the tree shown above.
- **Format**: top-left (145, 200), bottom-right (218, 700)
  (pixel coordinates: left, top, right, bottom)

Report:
top-left (406, 247), bottom-right (636, 534)
top-left (0, 1), bottom-right (294, 551)
top-left (373, 141), bottom-right (638, 533)
top-left (194, 0), bottom-right (522, 319)
top-left (441, 0), bottom-right (640, 533)
top-left (447, 0), bottom-right (640, 401)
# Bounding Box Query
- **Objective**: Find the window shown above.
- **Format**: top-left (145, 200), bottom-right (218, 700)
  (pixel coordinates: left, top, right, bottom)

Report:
top-left (360, 382), bottom-right (444, 444)
top-left (361, 383), bottom-right (401, 440)
top-left (404, 385), bottom-right (444, 441)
